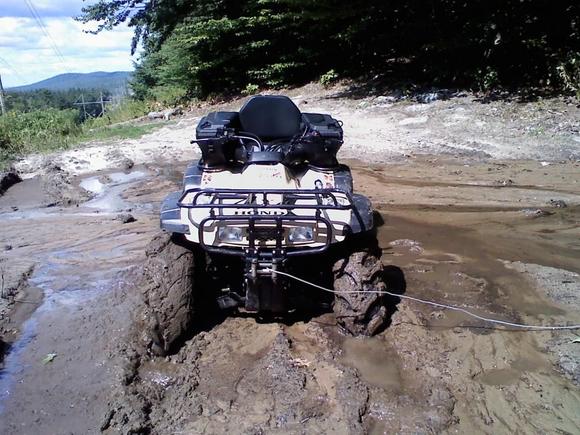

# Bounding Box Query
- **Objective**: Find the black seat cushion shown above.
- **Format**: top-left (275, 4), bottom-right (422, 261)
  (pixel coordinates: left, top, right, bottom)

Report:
top-left (238, 95), bottom-right (302, 140)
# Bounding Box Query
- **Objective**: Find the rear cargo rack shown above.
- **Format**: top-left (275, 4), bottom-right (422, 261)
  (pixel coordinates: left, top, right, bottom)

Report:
top-left (177, 187), bottom-right (366, 257)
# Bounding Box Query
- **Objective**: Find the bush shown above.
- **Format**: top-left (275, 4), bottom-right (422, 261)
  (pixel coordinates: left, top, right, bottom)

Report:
top-left (320, 70), bottom-right (339, 88)
top-left (242, 83), bottom-right (259, 95)
top-left (150, 85), bottom-right (189, 106)
top-left (0, 98), bottom-right (159, 167)
top-left (0, 108), bottom-right (81, 155)
top-left (475, 67), bottom-right (500, 92)
top-left (85, 100), bottom-right (152, 129)
top-left (556, 53), bottom-right (580, 97)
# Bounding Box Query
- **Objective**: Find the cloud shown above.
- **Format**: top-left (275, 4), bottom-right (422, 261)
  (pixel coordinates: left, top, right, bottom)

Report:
top-left (0, 13), bottom-right (137, 87)
top-left (0, 0), bottom-right (85, 18)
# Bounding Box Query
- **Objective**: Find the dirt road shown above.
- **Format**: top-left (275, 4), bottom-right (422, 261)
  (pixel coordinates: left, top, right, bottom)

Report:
top-left (0, 85), bottom-right (579, 434)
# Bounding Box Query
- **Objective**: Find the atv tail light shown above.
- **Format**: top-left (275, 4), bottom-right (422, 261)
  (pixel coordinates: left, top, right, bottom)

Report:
top-left (288, 226), bottom-right (314, 242)
top-left (218, 226), bottom-right (244, 242)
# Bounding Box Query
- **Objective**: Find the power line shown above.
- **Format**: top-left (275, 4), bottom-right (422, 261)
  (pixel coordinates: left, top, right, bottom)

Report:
top-left (0, 55), bottom-right (25, 84)
top-left (24, 0), bottom-right (68, 67)
top-left (24, 0), bottom-right (70, 73)
top-left (24, 0), bottom-right (67, 64)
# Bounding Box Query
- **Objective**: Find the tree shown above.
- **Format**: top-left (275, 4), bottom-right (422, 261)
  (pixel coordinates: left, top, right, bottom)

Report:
top-left (78, 0), bottom-right (580, 97)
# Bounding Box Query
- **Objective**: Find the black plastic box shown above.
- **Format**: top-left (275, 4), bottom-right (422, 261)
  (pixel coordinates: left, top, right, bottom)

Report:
top-left (284, 113), bottom-right (343, 167)
top-left (195, 112), bottom-right (242, 166)
top-left (196, 111), bottom-right (240, 140)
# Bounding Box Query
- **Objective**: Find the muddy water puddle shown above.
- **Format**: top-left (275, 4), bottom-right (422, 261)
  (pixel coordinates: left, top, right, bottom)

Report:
top-left (80, 171), bottom-right (146, 194)
top-left (0, 246), bottom-right (131, 387)
top-left (0, 168), bottom-right (153, 221)
top-left (80, 170), bottom-right (148, 212)
top-left (340, 336), bottom-right (403, 392)
top-left (377, 211), bottom-right (579, 316)
top-left (476, 352), bottom-right (549, 387)
top-left (358, 160), bottom-right (580, 432)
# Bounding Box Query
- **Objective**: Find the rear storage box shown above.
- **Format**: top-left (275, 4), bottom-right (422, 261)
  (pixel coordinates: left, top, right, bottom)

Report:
top-left (196, 112), bottom-right (242, 166)
top-left (285, 113), bottom-right (344, 167)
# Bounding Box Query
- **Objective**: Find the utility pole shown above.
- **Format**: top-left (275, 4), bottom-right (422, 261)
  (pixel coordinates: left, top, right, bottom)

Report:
top-left (80, 94), bottom-right (87, 119)
top-left (0, 73), bottom-right (6, 116)
top-left (74, 94), bottom-right (111, 116)
top-left (100, 91), bottom-right (105, 116)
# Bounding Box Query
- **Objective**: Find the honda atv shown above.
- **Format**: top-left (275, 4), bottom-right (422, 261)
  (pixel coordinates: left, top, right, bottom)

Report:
top-left (144, 95), bottom-right (388, 355)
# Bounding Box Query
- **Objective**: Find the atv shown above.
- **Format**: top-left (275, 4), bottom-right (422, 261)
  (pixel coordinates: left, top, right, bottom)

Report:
top-left (145, 95), bottom-right (388, 355)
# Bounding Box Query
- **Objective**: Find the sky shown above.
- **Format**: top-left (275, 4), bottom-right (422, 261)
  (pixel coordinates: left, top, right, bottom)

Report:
top-left (0, 0), bottom-right (136, 88)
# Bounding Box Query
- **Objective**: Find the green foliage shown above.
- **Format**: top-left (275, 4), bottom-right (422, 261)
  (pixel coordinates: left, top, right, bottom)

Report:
top-left (320, 70), bottom-right (339, 88)
top-left (242, 83), bottom-right (259, 95)
top-left (5, 88), bottom-right (109, 118)
top-left (85, 99), bottom-right (152, 128)
top-left (149, 85), bottom-right (189, 106)
top-left (78, 123), bottom-right (160, 143)
top-left (0, 99), bottom-right (158, 166)
top-left (79, 0), bottom-right (580, 96)
top-left (476, 67), bottom-right (500, 92)
top-left (0, 109), bottom-right (81, 156)
top-left (556, 53), bottom-right (580, 97)
top-left (102, 0), bottom-right (334, 97)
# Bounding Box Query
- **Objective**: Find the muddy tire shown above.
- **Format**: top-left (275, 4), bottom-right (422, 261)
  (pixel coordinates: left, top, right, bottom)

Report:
top-left (332, 233), bottom-right (388, 336)
top-left (140, 232), bottom-right (196, 356)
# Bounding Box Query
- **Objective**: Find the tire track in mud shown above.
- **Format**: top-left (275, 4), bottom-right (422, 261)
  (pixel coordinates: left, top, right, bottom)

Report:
top-left (103, 314), bottom-right (456, 434)
top-left (0, 166), bottom-right (171, 434)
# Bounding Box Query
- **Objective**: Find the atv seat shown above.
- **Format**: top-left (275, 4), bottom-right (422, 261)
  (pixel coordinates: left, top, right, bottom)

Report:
top-left (238, 95), bottom-right (302, 141)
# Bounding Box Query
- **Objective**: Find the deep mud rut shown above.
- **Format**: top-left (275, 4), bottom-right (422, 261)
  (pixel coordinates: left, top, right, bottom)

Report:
top-left (1, 89), bottom-right (579, 434)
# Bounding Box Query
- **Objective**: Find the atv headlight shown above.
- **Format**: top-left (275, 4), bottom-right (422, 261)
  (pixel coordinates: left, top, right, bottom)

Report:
top-left (196, 194), bottom-right (212, 205)
top-left (288, 226), bottom-right (314, 242)
top-left (219, 226), bottom-right (244, 242)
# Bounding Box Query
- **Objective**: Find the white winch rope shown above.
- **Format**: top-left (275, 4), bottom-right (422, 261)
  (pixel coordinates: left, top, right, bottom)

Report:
top-left (265, 268), bottom-right (580, 331)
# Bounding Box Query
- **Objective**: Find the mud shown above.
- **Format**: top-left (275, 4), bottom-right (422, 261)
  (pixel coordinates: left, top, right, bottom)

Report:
top-left (0, 168), bottom-right (21, 196)
top-left (0, 87), bottom-right (579, 434)
top-left (138, 232), bottom-right (197, 356)
top-left (0, 165), bottom-right (93, 217)
top-left (40, 162), bottom-right (93, 207)
top-left (0, 259), bottom-right (39, 363)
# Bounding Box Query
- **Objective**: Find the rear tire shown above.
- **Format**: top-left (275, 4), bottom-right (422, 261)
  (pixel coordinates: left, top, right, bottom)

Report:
top-left (332, 232), bottom-right (388, 336)
top-left (140, 232), bottom-right (196, 356)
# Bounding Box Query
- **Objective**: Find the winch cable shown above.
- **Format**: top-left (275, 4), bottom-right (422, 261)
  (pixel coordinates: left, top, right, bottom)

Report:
top-left (265, 268), bottom-right (580, 331)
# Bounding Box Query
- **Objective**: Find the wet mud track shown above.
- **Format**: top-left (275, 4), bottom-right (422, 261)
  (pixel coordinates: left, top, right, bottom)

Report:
top-left (0, 166), bottom-right (172, 433)
top-left (0, 156), bottom-right (579, 434)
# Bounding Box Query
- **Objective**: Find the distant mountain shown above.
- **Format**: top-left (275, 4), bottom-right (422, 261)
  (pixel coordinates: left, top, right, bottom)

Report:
top-left (8, 71), bottom-right (133, 93)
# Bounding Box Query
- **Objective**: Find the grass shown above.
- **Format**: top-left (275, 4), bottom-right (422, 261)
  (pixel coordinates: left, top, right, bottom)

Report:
top-left (77, 122), bottom-right (161, 143)
top-left (0, 100), bottom-right (158, 170)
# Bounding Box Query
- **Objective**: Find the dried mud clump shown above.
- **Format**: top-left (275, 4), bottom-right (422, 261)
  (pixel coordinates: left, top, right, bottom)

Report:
top-left (40, 162), bottom-right (92, 206)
